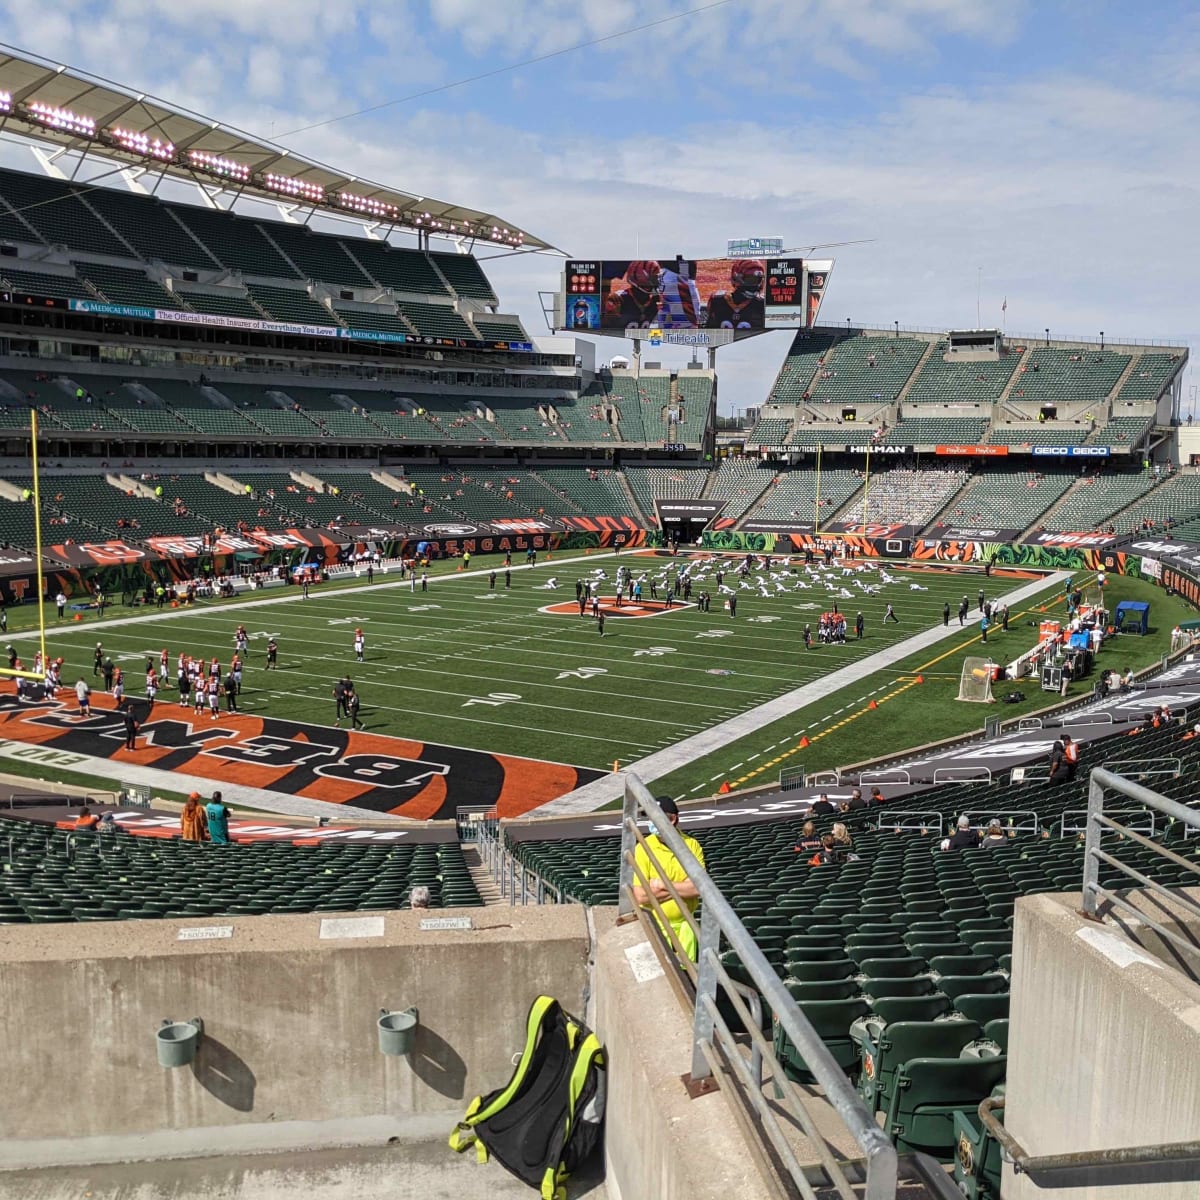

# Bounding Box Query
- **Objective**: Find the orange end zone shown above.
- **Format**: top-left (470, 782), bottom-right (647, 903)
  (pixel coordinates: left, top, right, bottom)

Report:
top-left (0, 684), bottom-right (601, 820)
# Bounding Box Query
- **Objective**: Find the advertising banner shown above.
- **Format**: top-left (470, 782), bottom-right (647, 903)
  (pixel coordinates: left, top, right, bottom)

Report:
top-left (934, 444), bottom-right (1009, 457)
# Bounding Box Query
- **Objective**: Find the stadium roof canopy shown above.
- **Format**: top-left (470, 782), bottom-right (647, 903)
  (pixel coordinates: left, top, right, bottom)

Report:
top-left (0, 44), bottom-right (553, 252)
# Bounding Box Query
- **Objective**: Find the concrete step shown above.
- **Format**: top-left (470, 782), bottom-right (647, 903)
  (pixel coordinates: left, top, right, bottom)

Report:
top-left (462, 845), bottom-right (503, 906)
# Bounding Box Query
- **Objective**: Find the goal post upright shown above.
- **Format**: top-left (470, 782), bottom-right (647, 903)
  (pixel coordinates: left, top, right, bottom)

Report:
top-left (30, 408), bottom-right (48, 674)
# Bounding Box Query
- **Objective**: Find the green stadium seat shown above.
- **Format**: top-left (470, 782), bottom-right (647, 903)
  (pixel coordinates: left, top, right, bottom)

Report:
top-left (775, 997), bottom-right (871, 1084)
top-left (856, 956), bottom-right (927, 978)
top-left (784, 979), bottom-right (860, 1002)
top-left (929, 954), bottom-right (999, 976)
top-left (954, 994), bottom-right (1011, 1025)
top-left (860, 976), bottom-right (938, 1000)
top-left (858, 1019), bottom-right (983, 1116)
top-left (886, 1056), bottom-right (1008, 1159)
top-left (937, 975), bottom-right (1009, 1002)
top-left (868, 995), bottom-right (952, 1025)
top-left (785, 958), bottom-right (857, 982)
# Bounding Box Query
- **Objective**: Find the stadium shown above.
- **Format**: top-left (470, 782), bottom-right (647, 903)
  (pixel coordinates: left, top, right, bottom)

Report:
top-left (0, 30), bottom-right (1197, 1200)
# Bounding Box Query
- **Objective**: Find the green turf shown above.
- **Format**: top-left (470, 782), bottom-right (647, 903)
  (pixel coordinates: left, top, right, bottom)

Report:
top-left (651, 572), bottom-right (1187, 800)
top-left (6, 555), bottom-right (1187, 807)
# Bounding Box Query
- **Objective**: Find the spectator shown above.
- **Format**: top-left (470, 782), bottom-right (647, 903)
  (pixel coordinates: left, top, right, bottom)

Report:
top-left (869, 786), bottom-right (886, 806)
top-left (180, 793), bottom-right (208, 843)
top-left (980, 821), bottom-right (1008, 850)
top-left (810, 793), bottom-right (836, 816)
top-left (410, 885), bottom-right (431, 910)
top-left (74, 677), bottom-right (90, 717)
top-left (941, 815), bottom-right (979, 852)
top-left (1048, 734), bottom-right (1079, 783)
top-left (204, 792), bottom-right (232, 846)
top-left (831, 822), bottom-right (854, 851)
top-left (793, 820), bottom-right (821, 853)
top-left (73, 806), bottom-right (99, 831)
top-left (632, 797), bottom-right (704, 961)
top-left (844, 788), bottom-right (868, 812)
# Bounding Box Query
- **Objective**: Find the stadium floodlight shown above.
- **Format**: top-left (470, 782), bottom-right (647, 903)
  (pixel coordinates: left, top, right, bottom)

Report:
top-left (0, 92), bottom-right (11, 115)
top-left (108, 127), bottom-right (175, 162)
top-left (336, 191), bottom-right (400, 221)
top-left (26, 101), bottom-right (96, 138)
top-left (263, 172), bottom-right (325, 204)
top-left (188, 150), bottom-right (251, 183)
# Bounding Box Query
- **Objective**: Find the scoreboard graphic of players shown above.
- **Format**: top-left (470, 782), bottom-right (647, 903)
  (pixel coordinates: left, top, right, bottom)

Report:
top-left (561, 256), bottom-right (832, 336)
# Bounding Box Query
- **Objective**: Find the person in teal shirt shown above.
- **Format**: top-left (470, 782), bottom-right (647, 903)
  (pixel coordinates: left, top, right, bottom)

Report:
top-left (204, 792), bottom-right (231, 845)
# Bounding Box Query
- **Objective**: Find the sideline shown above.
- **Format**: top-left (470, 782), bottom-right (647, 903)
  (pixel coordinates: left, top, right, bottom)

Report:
top-left (533, 571), bottom-right (1070, 815)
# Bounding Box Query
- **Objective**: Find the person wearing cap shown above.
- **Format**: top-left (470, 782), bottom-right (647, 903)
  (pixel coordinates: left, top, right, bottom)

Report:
top-left (632, 797), bottom-right (705, 961)
top-left (74, 806), bottom-right (100, 831)
top-left (180, 793), bottom-right (208, 842)
top-left (942, 815), bottom-right (979, 852)
top-left (354, 628), bottom-right (365, 663)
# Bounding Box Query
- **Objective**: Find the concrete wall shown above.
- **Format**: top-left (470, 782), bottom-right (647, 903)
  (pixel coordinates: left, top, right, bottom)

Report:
top-left (0, 906), bottom-right (590, 1168)
top-left (593, 911), bottom-right (779, 1200)
top-left (1003, 889), bottom-right (1200, 1200)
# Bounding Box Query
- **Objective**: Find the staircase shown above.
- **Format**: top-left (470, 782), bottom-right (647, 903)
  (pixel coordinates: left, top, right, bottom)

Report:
top-left (462, 845), bottom-right (503, 906)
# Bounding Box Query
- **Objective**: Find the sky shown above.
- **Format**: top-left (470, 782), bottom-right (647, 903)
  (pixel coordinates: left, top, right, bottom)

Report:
top-left (0, 0), bottom-right (1197, 415)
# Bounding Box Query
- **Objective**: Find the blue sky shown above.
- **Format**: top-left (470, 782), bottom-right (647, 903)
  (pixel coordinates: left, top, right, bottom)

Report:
top-left (0, 0), bottom-right (1197, 412)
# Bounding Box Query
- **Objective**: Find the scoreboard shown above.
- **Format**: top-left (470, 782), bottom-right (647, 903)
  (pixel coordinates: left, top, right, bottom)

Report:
top-left (765, 258), bottom-right (802, 308)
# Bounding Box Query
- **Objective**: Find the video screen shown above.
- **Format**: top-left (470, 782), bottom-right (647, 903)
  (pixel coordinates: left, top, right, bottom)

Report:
top-left (598, 258), bottom-right (774, 331)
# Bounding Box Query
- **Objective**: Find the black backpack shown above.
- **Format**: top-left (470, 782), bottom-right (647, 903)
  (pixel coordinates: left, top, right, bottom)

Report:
top-left (449, 995), bottom-right (606, 1199)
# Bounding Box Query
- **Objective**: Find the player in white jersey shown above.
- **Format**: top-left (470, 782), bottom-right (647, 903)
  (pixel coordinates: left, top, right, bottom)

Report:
top-left (354, 628), bottom-right (365, 663)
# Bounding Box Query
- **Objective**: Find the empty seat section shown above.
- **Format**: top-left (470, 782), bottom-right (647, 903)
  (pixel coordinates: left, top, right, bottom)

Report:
top-left (1008, 347), bottom-right (1131, 403)
top-left (0, 265), bottom-right (91, 300)
top-left (1043, 472), bottom-right (1159, 532)
top-left (170, 206), bottom-right (301, 279)
top-left (161, 476), bottom-right (294, 529)
top-left (207, 384), bottom-right (324, 437)
top-left (41, 476), bottom-right (209, 538)
top-left (1115, 472), bottom-right (1200, 535)
top-left (746, 416), bottom-right (793, 445)
top-left (347, 242), bottom-right (450, 295)
top-left (0, 823), bottom-right (481, 923)
top-left (82, 189), bottom-right (218, 270)
top-left (1114, 352), bottom-right (1185, 403)
top-left (623, 466), bottom-right (707, 523)
top-left (933, 469), bottom-right (1073, 532)
top-left (884, 418), bottom-right (988, 446)
top-left (807, 336), bottom-right (927, 404)
top-left (262, 223), bottom-right (372, 286)
top-left (702, 458), bottom-right (777, 520)
top-left (767, 330), bottom-right (842, 402)
top-left (0, 169), bottom-right (130, 257)
top-left (428, 252), bottom-right (497, 302)
top-left (74, 261), bottom-right (182, 309)
top-left (143, 380), bottom-right (262, 437)
top-left (905, 342), bottom-right (1023, 402)
top-left (395, 300), bottom-right (477, 339)
top-left (179, 289), bottom-right (264, 320)
top-left (246, 284), bottom-right (340, 327)
top-left (334, 304), bottom-right (410, 337)
top-left (534, 468), bottom-right (638, 520)
top-left (262, 387), bottom-right (383, 440)
top-left (472, 315), bottom-right (529, 342)
top-left (1093, 415), bottom-right (1153, 447)
top-left (232, 472), bottom-right (349, 524)
top-left (743, 468), bottom-right (862, 523)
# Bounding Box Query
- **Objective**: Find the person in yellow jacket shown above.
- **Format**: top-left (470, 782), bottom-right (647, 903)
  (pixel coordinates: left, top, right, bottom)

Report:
top-left (632, 797), bottom-right (704, 961)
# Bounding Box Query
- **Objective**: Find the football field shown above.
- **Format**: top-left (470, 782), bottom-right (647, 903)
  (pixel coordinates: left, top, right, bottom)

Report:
top-left (0, 550), bottom-right (1070, 816)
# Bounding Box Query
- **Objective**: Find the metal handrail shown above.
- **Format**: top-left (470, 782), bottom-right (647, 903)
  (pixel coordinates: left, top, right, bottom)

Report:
top-left (1099, 757), bottom-right (1181, 778)
top-left (1061, 807), bottom-right (1156, 837)
top-left (963, 810), bottom-right (1041, 834)
top-left (1082, 767), bottom-right (1200, 965)
top-left (933, 766), bottom-right (993, 785)
top-left (978, 1097), bottom-right (1200, 1188)
top-left (874, 811), bottom-right (945, 834)
top-left (619, 775), bottom-right (899, 1200)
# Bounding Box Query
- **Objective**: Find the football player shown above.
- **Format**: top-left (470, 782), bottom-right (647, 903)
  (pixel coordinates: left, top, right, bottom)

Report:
top-left (603, 260), bottom-right (664, 327)
top-left (706, 259), bottom-right (766, 329)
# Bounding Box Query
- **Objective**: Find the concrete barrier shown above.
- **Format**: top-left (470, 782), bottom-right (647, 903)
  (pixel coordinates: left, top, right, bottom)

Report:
top-left (0, 906), bottom-right (589, 1169)
top-left (1003, 889), bottom-right (1200, 1200)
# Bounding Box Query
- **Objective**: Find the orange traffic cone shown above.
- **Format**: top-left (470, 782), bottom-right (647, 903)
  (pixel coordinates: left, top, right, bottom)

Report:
top-left (718, 781), bottom-right (731, 794)
top-left (72, 613), bottom-right (82, 621)
top-left (799, 735), bottom-right (810, 748)
top-left (868, 699), bottom-right (878, 710)
top-left (915, 674), bottom-right (924, 684)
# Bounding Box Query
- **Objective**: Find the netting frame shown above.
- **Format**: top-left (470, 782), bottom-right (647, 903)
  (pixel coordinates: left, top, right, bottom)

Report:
top-left (957, 656), bottom-right (994, 703)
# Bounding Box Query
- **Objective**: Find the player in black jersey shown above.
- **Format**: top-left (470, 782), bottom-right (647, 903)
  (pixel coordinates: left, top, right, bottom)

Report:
top-left (706, 259), bottom-right (765, 329)
top-left (603, 260), bottom-right (663, 327)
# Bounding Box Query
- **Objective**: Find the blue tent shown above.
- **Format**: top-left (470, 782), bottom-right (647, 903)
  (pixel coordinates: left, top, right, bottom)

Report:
top-left (1114, 601), bottom-right (1150, 635)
